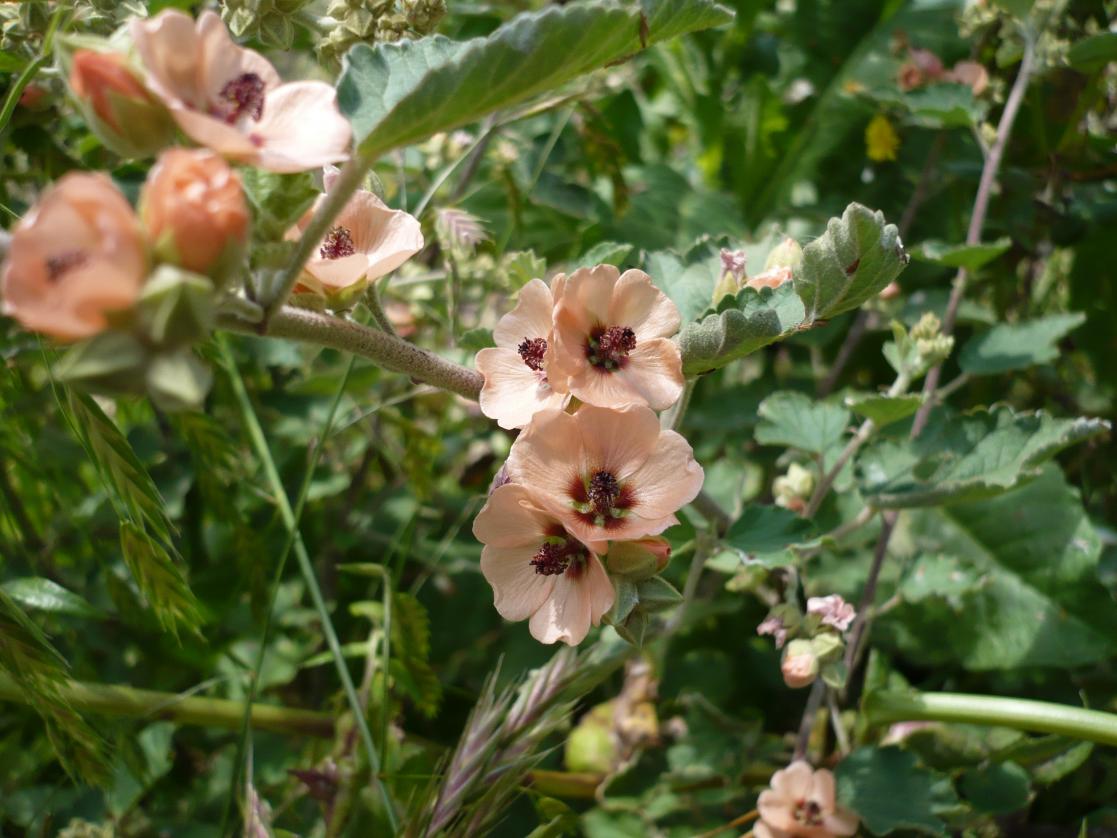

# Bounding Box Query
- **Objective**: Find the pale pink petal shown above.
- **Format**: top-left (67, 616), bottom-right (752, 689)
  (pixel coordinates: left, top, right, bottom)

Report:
top-left (252, 82), bottom-right (351, 173)
top-left (565, 364), bottom-right (648, 410)
top-left (505, 410), bottom-right (586, 512)
top-left (581, 555), bottom-right (615, 626)
top-left (171, 107), bottom-right (260, 159)
top-left (492, 279), bottom-right (554, 348)
top-left (626, 430), bottom-right (704, 519)
top-left (472, 484), bottom-right (551, 549)
top-left (131, 10), bottom-right (206, 107)
top-left (550, 305), bottom-right (592, 378)
top-left (561, 265), bottom-right (619, 329)
top-left (771, 761), bottom-right (815, 800)
top-left (197, 10), bottom-right (280, 105)
top-left (753, 823), bottom-right (793, 838)
top-left (616, 339), bottom-right (684, 409)
top-left (302, 253), bottom-right (370, 289)
top-left (477, 348), bottom-right (568, 430)
top-left (824, 809), bottom-right (860, 837)
top-left (757, 789), bottom-right (797, 832)
top-left (480, 544), bottom-right (556, 622)
top-left (562, 509), bottom-right (678, 547)
top-left (608, 269), bottom-right (681, 338)
top-left (575, 404), bottom-right (660, 480)
top-left (347, 195), bottom-right (423, 282)
top-left (528, 571), bottom-right (592, 645)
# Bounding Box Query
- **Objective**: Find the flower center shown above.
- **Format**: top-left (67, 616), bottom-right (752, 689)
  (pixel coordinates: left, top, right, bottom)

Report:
top-left (517, 337), bottom-right (547, 371)
top-left (530, 534), bottom-right (588, 576)
top-left (586, 325), bottom-right (636, 371)
top-left (793, 799), bottom-right (824, 827)
top-left (587, 470), bottom-right (621, 516)
top-left (217, 72), bottom-right (266, 124)
top-left (320, 226), bottom-right (356, 260)
top-left (45, 250), bottom-right (87, 282)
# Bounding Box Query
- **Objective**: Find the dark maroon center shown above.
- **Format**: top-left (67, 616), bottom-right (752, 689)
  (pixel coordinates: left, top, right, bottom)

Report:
top-left (517, 337), bottom-right (547, 371)
top-left (320, 226), bottom-right (356, 260)
top-left (45, 250), bottom-right (87, 282)
top-left (794, 800), bottom-right (824, 826)
top-left (530, 532), bottom-right (589, 577)
top-left (587, 470), bottom-right (620, 516)
top-left (217, 72), bottom-right (266, 124)
top-left (567, 470), bottom-right (634, 531)
top-left (586, 325), bottom-right (636, 371)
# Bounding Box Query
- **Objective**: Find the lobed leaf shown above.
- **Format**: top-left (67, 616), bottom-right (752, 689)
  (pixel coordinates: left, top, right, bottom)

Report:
top-left (959, 313), bottom-right (1086, 376)
top-left (836, 746), bottom-right (960, 835)
top-left (845, 392), bottom-right (923, 427)
top-left (755, 390), bottom-right (851, 455)
top-left (723, 505), bottom-right (815, 564)
top-left (909, 238), bottom-right (1012, 270)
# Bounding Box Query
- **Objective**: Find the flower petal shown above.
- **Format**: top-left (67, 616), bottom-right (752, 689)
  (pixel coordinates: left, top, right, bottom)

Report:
top-left (609, 269), bottom-right (681, 338)
top-left (477, 348), bottom-right (568, 430)
top-left (505, 409), bottom-right (586, 514)
top-left (492, 278), bottom-right (554, 348)
top-left (771, 761), bottom-right (815, 800)
top-left (581, 555), bottom-right (615, 626)
top-left (528, 570), bottom-right (593, 645)
top-left (252, 82), bottom-right (352, 173)
top-left (131, 10), bottom-right (205, 108)
top-left (757, 789), bottom-right (797, 832)
top-left (575, 404), bottom-right (660, 480)
top-left (197, 10), bottom-right (280, 104)
top-left (472, 484), bottom-right (552, 549)
top-left (480, 544), bottom-right (556, 622)
top-left (626, 429), bottom-right (703, 519)
top-left (615, 339), bottom-right (684, 410)
top-left (171, 106), bottom-right (260, 158)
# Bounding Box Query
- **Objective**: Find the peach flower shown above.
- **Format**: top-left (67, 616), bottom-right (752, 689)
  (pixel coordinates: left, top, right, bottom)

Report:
top-left (756, 761), bottom-right (859, 838)
top-left (473, 484), bottom-right (614, 645)
top-left (504, 404), bottom-right (703, 545)
top-left (746, 266), bottom-right (792, 292)
top-left (806, 595), bottom-right (856, 633)
top-left (2, 173), bottom-right (146, 341)
top-left (780, 640), bottom-right (819, 689)
top-left (476, 278), bottom-right (569, 429)
top-left (130, 10), bottom-right (351, 173)
top-left (946, 60), bottom-right (989, 95)
top-left (550, 265), bottom-right (684, 411)
top-left (287, 167), bottom-right (423, 294)
top-left (141, 148), bottom-right (249, 276)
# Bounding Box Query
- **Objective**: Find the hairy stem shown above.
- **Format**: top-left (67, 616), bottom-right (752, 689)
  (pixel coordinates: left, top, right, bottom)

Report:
top-left (0, 672), bottom-right (333, 738)
top-left (865, 691), bottom-right (1117, 747)
top-left (219, 306), bottom-right (483, 400)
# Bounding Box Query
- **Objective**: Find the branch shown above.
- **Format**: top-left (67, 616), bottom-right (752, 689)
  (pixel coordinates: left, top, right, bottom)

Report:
top-left (219, 306), bottom-right (484, 400)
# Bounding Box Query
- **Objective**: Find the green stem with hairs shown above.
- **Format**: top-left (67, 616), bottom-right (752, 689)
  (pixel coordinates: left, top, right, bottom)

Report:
top-left (865, 691), bottom-right (1117, 747)
top-left (0, 672), bottom-right (333, 738)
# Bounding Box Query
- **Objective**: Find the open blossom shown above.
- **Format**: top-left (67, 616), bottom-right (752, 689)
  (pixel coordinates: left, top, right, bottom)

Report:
top-left (141, 148), bottom-right (249, 277)
top-left (288, 167), bottom-right (424, 293)
top-left (807, 595), bottom-right (856, 633)
top-left (505, 404), bottom-right (703, 545)
top-left (131, 10), bottom-right (351, 173)
top-left (756, 761), bottom-right (859, 838)
top-left (2, 173), bottom-right (146, 341)
top-left (550, 265), bottom-right (684, 410)
top-left (473, 484), bottom-right (614, 645)
top-left (476, 278), bottom-right (569, 429)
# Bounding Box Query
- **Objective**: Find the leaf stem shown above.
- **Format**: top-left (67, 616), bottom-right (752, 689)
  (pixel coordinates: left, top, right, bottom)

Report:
top-left (0, 672), bottom-right (333, 738)
top-left (689, 489), bottom-right (731, 535)
top-left (219, 305), bottom-right (483, 400)
top-left (865, 691), bottom-right (1117, 747)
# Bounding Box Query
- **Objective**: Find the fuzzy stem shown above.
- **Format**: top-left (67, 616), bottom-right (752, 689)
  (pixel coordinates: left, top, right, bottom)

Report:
top-left (661, 378), bottom-right (696, 431)
top-left (0, 672), bottom-right (333, 738)
top-left (689, 489), bottom-right (731, 535)
top-left (219, 306), bottom-right (483, 400)
top-left (365, 283), bottom-right (398, 335)
top-left (865, 691), bottom-right (1117, 747)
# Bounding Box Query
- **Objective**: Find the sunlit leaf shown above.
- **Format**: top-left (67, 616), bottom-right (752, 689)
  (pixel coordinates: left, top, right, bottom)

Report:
top-left (959, 313), bottom-right (1086, 376)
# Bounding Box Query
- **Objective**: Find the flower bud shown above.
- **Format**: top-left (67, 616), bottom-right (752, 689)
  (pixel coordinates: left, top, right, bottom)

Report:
top-left (774, 462), bottom-right (814, 511)
top-left (134, 264), bottom-right (216, 348)
top-left (140, 149), bottom-right (250, 283)
top-left (763, 236), bottom-right (804, 274)
top-left (781, 639), bottom-right (819, 689)
top-left (948, 60), bottom-right (989, 95)
top-left (68, 49), bottom-right (175, 158)
top-left (607, 537), bottom-right (671, 579)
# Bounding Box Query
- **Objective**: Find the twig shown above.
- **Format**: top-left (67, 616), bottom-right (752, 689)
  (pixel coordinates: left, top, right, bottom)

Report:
top-left (694, 809), bottom-right (759, 838)
top-left (793, 680), bottom-right (826, 760)
top-left (660, 378), bottom-right (696, 432)
top-left (827, 690), bottom-right (851, 756)
top-left (689, 489), bottom-right (732, 535)
top-left (841, 511), bottom-right (898, 681)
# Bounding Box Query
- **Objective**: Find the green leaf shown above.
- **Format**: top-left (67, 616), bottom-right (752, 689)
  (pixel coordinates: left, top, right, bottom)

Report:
top-left (909, 237), bottom-right (1012, 270)
top-left (793, 203), bottom-right (908, 323)
top-left (1, 578), bottom-right (100, 619)
top-left (240, 169), bottom-right (319, 239)
top-left (724, 506), bottom-right (814, 563)
top-left (1068, 32), bottom-right (1117, 72)
top-left (958, 762), bottom-right (1030, 815)
top-left (391, 592), bottom-right (441, 717)
top-left (993, 736), bottom-right (1093, 786)
top-left (836, 746), bottom-right (959, 835)
top-left (645, 242), bottom-right (722, 323)
top-left (857, 408), bottom-right (1109, 508)
top-left (884, 467), bottom-right (1117, 669)
top-left (576, 241), bottom-right (634, 270)
top-left (338, 0), bottom-right (732, 159)
top-left (845, 392), bottom-right (923, 427)
top-left (958, 313), bottom-right (1086, 376)
top-left (679, 283), bottom-right (806, 375)
top-left (756, 391), bottom-right (850, 455)
top-left (458, 327), bottom-right (495, 351)
top-left (901, 83), bottom-right (983, 128)
top-left (898, 555), bottom-right (979, 605)
top-left (119, 522), bottom-right (204, 640)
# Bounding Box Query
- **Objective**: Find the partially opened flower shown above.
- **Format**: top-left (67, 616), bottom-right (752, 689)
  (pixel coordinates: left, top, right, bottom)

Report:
top-left (2, 173), bottom-right (146, 341)
top-left (946, 60), bottom-right (989, 95)
top-left (756, 761), bottom-right (859, 838)
top-left (473, 483), bottom-right (614, 645)
top-left (287, 167), bottom-right (424, 295)
top-left (476, 278), bottom-right (569, 430)
top-left (504, 404), bottom-right (703, 544)
top-left (550, 265), bottom-right (684, 411)
top-left (807, 594), bottom-right (856, 633)
top-left (131, 10), bottom-right (351, 173)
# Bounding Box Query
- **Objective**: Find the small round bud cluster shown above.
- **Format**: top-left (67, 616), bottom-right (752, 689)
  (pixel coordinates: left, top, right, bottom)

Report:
top-left (758, 595), bottom-right (857, 690)
top-left (910, 311), bottom-right (955, 367)
top-left (221, 0), bottom-right (314, 50)
top-left (317, 0), bottom-right (446, 70)
top-left (773, 463), bottom-right (815, 513)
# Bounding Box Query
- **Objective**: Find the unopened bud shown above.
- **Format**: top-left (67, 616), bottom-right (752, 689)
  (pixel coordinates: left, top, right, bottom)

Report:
top-left (67, 49), bottom-right (175, 158)
top-left (774, 462), bottom-right (814, 511)
top-left (141, 149), bottom-right (249, 283)
top-left (781, 639), bottom-right (819, 689)
top-left (135, 264), bottom-right (215, 348)
top-left (607, 537), bottom-right (671, 579)
top-left (910, 311), bottom-right (942, 341)
top-left (763, 236), bottom-right (803, 274)
top-left (713, 248), bottom-right (747, 303)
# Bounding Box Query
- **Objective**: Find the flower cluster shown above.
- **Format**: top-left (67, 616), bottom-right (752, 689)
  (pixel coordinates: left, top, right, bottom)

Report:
top-left (897, 46), bottom-right (989, 95)
top-left (756, 761), bottom-right (859, 838)
top-left (757, 594), bottom-right (857, 690)
top-left (472, 266), bottom-right (704, 645)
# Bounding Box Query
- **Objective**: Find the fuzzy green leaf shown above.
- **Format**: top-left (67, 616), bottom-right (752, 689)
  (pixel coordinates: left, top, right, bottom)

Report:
top-left (845, 393), bottom-right (924, 427)
top-left (756, 391), bottom-right (851, 455)
top-left (959, 313), bottom-right (1086, 376)
top-left (724, 505), bottom-right (815, 562)
top-left (959, 762), bottom-right (1031, 815)
top-left (119, 523), bottom-right (204, 640)
top-left (857, 408), bottom-right (1109, 509)
top-left (240, 169), bottom-right (319, 239)
top-left (645, 241), bottom-right (723, 323)
top-left (679, 283), bottom-right (806, 375)
top-left (909, 237), bottom-right (1012, 270)
top-left (794, 203), bottom-right (908, 323)
top-left (836, 746), bottom-right (959, 835)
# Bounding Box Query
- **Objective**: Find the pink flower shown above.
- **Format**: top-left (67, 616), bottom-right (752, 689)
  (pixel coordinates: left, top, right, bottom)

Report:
top-left (946, 60), bottom-right (989, 95)
top-left (288, 167), bottom-right (424, 294)
top-left (807, 595), bottom-right (856, 633)
top-left (130, 10), bottom-right (351, 173)
top-left (746, 266), bottom-right (792, 292)
top-left (550, 265), bottom-right (684, 411)
top-left (720, 248), bottom-right (748, 280)
top-left (757, 615), bottom-right (789, 649)
top-left (504, 404), bottom-right (703, 545)
top-left (2, 173), bottom-right (146, 341)
top-left (756, 761), bottom-right (859, 838)
top-left (476, 278), bottom-right (570, 429)
top-left (473, 483), bottom-right (614, 645)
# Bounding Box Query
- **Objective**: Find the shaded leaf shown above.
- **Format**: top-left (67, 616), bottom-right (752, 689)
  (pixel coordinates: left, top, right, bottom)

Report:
top-left (724, 505), bottom-right (814, 564)
top-left (1, 578), bottom-right (100, 619)
top-left (857, 408), bottom-right (1108, 508)
top-left (959, 313), bottom-right (1086, 376)
top-left (836, 746), bottom-right (959, 835)
top-left (1068, 32), bottom-right (1117, 72)
top-left (845, 393), bottom-right (923, 427)
top-left (958, 762), bottom-right (1030, 815)
top-left (239, 169), bottom-right (319, 239)
top-left (756, 391), bottom-right (850, 454)
top-left (909, 237), bottom-right (1011, 270)
top-left (645, 240), bottom-right (722, 323)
